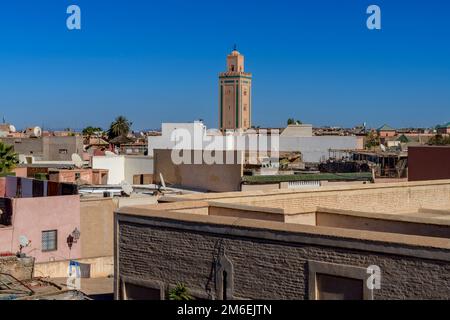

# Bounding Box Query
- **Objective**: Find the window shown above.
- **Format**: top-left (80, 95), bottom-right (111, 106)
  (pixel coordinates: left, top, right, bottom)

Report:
top-left (59, 149), bottom-right (68, 154)
top-left (75, 172), bottom-right (81, 180)
top-left (124, 283), bottom-right (161, 300)
top-left (243, 104), bottom-right (247, 111)
top-left (316, 274), bottom-right (364, 300)
top-left (120, 277), bottom-right (164, 300)
top-left (42, 230), bottom-right (57, 252)
top-left (308, 261), bottom-right (373, 300)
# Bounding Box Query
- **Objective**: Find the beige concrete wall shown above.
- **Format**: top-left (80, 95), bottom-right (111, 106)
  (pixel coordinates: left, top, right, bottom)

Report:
top-left (239, 181), bottom-right (450, 214)
top-left (153, 149), bottom-right (243, 192)
top-left (316, 212), bottom-right (450, 239)
top-left (80, 198), bottom-right (117, 258)
top-left (209, 205), bottom-right (285, 222)
top-left (285, 212), bottom-right (316, 225)
top-left (241, 183), bottom-right (280, 192)
top-left (34, 255), bottom-right (113, 278)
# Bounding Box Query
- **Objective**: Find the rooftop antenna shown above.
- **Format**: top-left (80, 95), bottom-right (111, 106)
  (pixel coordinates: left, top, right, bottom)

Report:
top-left (71, 153), bottom-right (84, 168)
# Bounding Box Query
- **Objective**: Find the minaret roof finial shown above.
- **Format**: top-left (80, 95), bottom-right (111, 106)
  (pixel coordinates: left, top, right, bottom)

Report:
top-left (233, 44), bottom-right (237, 51)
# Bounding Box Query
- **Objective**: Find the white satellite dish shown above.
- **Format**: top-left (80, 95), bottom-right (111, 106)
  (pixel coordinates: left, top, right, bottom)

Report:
top-left (19, 235), bottom-right (30, 247)
top-left (71, 153), bottom-right (84, 168)
top-left (120, 181), bottom-right (133, 196)
top-left (33, 126), bottom-right (42, 137)
top-left (9, 125), bottom-right (16, 133)
top-left (18, 154), bottom-right (27, 164)
top-left (380, 144), bottom-right (387, 152)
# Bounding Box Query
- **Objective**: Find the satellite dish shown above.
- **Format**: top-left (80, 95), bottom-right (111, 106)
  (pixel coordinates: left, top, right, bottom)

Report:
top-left (380, 144), bottom-right (386, 152)
top-left (33, 126), bottom-right (42, 137)
top-left (18, 154), bottom-right (27, 164)
top-left (120, 181), bottom-right (133, 196)
top-left (19, 235), bottom-right (29, 247)
top-left (9, 125), bottom-right (16, 133)
top-left (71, 153), bottom-right (83, 168)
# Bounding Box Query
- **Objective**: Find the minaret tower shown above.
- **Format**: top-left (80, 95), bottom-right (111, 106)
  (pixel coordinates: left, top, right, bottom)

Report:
top-left (219, 46), bottom-right (252, 131)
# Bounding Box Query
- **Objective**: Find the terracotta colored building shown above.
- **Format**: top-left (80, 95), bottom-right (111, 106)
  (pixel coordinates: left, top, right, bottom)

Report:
top-left (437, 122), bottom-right (450, 135)
top-left (219, 47), bottom-right (252, 131)
top-left (48, 168), bottom-right (108, 185)
top-left (377, 124), bottom-right (396, 138)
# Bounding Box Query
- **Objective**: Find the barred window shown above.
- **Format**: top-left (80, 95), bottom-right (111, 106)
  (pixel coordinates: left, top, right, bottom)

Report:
top-left (42, 230), bottom-right (57, 252)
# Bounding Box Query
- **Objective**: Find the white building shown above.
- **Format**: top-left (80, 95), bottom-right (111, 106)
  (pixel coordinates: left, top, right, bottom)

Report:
top-left (92, 154), bottom-right (153, 185)
top-left (148, 122), bottom-right (362, 164)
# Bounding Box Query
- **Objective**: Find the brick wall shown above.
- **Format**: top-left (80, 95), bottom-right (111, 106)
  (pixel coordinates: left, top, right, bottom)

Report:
top-left (117, 218), bottom-right (450, 300)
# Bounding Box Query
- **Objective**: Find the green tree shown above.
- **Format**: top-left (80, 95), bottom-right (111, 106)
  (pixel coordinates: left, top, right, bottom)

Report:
top-left (82, 126), bottom-right (103, 137)
top-left (287, 118), bottom-right (302, 125)
top-left (428, 134), bottom-right (450, 145)
top-left (168, 283), bottom-right (193, 301)
top-left (108, 116), bottom-right (132, 139)
top-left (365, 131), bottom-right (380, 149)
top-left (0, 142), bottom-right (19, 174)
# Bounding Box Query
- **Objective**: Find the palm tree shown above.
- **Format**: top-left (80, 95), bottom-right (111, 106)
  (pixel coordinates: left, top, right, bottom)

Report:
top-left (108, 116), bottom-right (132, 139)
top-left (0, 142), bottom-right (19, 174)
top-left (168, 283), bottom-right (193, 301)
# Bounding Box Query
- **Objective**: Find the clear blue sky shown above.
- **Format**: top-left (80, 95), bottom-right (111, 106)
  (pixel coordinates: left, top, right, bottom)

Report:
top-left (0, 0), bottom-right (449, 130)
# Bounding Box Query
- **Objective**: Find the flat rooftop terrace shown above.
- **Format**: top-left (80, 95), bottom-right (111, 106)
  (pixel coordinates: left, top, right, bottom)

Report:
top-left (117, 180), bottom-right (450, 250)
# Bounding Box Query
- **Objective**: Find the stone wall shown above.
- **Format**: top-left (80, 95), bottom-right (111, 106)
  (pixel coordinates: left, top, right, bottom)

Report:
top-left (0, 256), bottom-right (35, 281)
top-left (116, 216), bottom-right (450, 300)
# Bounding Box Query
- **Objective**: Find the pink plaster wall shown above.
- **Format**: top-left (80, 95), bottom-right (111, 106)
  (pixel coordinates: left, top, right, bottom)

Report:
top-left (0, 195), bottom-right (81, 263)
top-left (12, 167), bottom-right (28, 178)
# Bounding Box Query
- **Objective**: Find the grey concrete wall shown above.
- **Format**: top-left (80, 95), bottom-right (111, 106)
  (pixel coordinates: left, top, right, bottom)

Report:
top-left (116, 215), bottom-right (450, 300)
top-left (43, 136), bottom-right (83, 161)
top-left (0, 137), bottom-right (43, 157)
